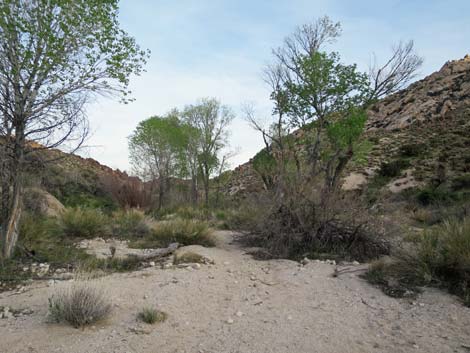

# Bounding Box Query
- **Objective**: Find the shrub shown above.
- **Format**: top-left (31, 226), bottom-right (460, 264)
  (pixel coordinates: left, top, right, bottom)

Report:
top-left (173, 251), bottom-right (206, 265)
top-left (152, 219), bottom-right (215, 247)
top-left (17, 213), bottom-right (89, 265)
top-left (399, 143), bottom-right (425, 157)
top-left (111, 209), bottom-right (151, 238)
top-left (452, 174), bottom-right (470, 191)
top-left (60, 208), bottom-right (110, 238)
top-left (137, 307), bottom-right (167, 324)
top-left (378, 159), bottom-right (410, 178)
top-left (366, 217), bottom-right (470, 306)
top-left (81, 256), bottom-right (142, 273)
top-left (415, 186), bottom-right (457, 206)
top-left (48, 280), bottom-right (112, 327)
top-left (130, 219), bottom-right (214, 249)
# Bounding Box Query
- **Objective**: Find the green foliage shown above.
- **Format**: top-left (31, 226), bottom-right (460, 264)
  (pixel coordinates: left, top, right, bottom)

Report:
top-left (60, 208), bottom-right (110, 239)
top-left (130, 219), bottom-right (214, 249)
top-left (17, 213), bottom-right (90, 265)
top-left (366, 217), bottom-right (470, 306)
top-left (111, 209), bottom-right (151, 238)
top-left (81, 256), bottom-right (142, 273)
top-left (252, 149), bottom-right (277, 188)
top-left (137, 307), bottom-right (167, 324)
top-left (378, 159), bottom-right (410, 178)
top-left (452, 174), bottom-right (470, 191)
top-left (415, 186), bottom-right (457, 206)
top-left (399, 143), bottom-right (426, 157)
top-left (284, 51), bottom-right (371, 126)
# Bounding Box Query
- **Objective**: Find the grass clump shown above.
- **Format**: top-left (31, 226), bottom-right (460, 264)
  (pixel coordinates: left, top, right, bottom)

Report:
top-left (48, 280), bottom-right (112, 328)
top-left (81, 256), bottom-right (142, 273)
top-left (173, 251), bottom-right (206, 265)
top-left (137, 307), bottom-right (167, 324)
top-left (131, 219), bottom-right (214, 249)
top-left (60, 207), bottom-right (110, 238)
top-left (366, 216), bottom-right (470, 306)
top-left (111, 209), bottom-right (151, 238)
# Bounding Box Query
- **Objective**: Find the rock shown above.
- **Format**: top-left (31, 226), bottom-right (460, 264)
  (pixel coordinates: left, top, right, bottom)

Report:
top-left (24, 188), bottom-right (65, 217)
top-left (352, 261), bottom-right (360, 266)
top-left (235, 311), bottom-right (243, 317)
top-left (300, 257), bottom-right (310, 266)
top-left (47, 280), bottom-right (56, 287)
top-left (149, 261), bottom-right (156, 267)
top-left (226, 318), bottom-right (234, 324)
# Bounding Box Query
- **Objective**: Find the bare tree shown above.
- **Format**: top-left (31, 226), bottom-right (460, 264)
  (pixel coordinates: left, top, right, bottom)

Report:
top-left (369, 41), bottom-right (424, 100)
top-left (0, 0), bottom-right (148, 258)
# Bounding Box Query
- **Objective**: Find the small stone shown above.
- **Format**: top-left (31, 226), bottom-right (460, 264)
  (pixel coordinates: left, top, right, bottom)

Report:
top-left (235, 311), bottom-right (243, 317)
top-left (352, 261), bottom-right (360, 265)
top-left (300, 257), bottom-right (310, 266)
top-left (223, 261), bottom-right (230, 266)
top-left (149, 261), bottom-right (156, 267)
top-left (47, 280), bottom-right (56, 287)
top-left (226, 318), bottom-right (234, 324)
top-left (143, 295), bottom-right (148, 299)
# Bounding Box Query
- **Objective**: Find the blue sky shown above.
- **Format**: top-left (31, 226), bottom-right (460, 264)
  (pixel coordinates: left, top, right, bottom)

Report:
top-left (83, 0), bottom-right (470, 171)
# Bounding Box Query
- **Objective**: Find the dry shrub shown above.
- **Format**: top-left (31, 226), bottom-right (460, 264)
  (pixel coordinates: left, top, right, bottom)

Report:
top-left (100, 174), bottom-right (152, 209)
top-left (48, 279), bottom-right (112, 327)
top-left (242, 191), bottom-right (389, 261)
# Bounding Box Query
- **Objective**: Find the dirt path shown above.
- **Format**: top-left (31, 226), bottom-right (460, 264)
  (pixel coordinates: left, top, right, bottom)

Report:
top-left (0, 230), bottom-right (469, 353)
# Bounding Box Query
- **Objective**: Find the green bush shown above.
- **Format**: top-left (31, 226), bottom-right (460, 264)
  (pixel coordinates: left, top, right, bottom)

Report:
top-left (452, 174), bottom-right (470, 191)
top-left (366, 217), bottom-right (470, 306)
top-left (17, 213), bottom-right (89, 265)
top-left (415, 186), bottom-right (457, 206)
top-left (131, 219), bottom-right (214, 249)
top-left (111, 209), bottom-right (151, 238)
top-left (137, 307), bottom-right (167, 324)
top-left (378, 159), bottom-right (410, 178)
top-left (399, 143), bottom-right (425, 157)
top-left (60, 208), bottom-right (110, 238)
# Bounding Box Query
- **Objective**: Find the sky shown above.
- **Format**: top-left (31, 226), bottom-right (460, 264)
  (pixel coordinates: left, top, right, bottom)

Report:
top-left (80, 0), bottom-right (470, 172)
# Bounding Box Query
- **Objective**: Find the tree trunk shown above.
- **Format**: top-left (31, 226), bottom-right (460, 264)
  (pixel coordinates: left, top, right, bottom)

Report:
top-left (191, 175), bottom-right (198, 205)
top-left (1, 182), bottom-right (22, 259)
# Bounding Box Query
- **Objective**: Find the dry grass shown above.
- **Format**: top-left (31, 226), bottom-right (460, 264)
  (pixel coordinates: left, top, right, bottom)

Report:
top-left (48, 279), bottom-right (112, 327)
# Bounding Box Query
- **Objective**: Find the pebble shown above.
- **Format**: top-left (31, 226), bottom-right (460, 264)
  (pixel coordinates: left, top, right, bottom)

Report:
top-left (236, 311), bottom-right (243, 317)
top-left (149, 261), bottom-right (156, 267)
top-left (226, 318), bottom-right (234, 324)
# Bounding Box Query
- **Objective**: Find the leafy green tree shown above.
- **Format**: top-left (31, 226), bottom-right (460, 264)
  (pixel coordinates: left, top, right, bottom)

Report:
top-left (183, 98), bottom-right (234, 207)
top-left (129, 113), bottom-right (187, 210)
top-left (0, 0), bottom-right (148, 258)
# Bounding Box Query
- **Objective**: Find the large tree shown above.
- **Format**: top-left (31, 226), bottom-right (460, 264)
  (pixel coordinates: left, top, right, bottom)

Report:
top-left (0, 0), bottom-right (148, 258)
top-left (129, 113), bottom-right (187, 210)
top-left (183, 98), bottom-right (234, 207)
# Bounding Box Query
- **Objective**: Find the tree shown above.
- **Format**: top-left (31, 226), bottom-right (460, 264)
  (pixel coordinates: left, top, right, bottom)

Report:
top-left (128, 113), bottom-right (186, 210)
top-left (183, 98), bottom-right (234, 207)
top-left (246, 16), bottom-right (423, 256)
top-left (0, 0), bottom-right (148, 258)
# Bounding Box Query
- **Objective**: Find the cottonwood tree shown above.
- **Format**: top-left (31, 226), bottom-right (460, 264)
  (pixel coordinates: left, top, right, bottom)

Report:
top-left (0, 0), bottom-right (148, 258)
top-left (183, 98), bottom-right (234, 207)
top-left (267, 16), bottom-right (423, 199)
top-left (129, 113), bottom-right (186, 210)
top-left (246, 16), bottom-right (423, 255)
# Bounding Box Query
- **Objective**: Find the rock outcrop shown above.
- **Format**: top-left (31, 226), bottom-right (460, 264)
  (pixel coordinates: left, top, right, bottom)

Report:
top-left (366, 55), bottom-right (470, 131)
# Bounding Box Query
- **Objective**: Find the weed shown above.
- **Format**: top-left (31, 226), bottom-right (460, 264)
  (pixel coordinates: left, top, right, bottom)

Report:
top-left (137, 307), bottom-right (167, 324)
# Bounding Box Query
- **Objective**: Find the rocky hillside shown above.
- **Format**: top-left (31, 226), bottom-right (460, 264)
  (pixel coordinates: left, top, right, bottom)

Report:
top-left (227, 56), bottom-right (470, 197)
top-left (26, 147), bottom-right (150, 211)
